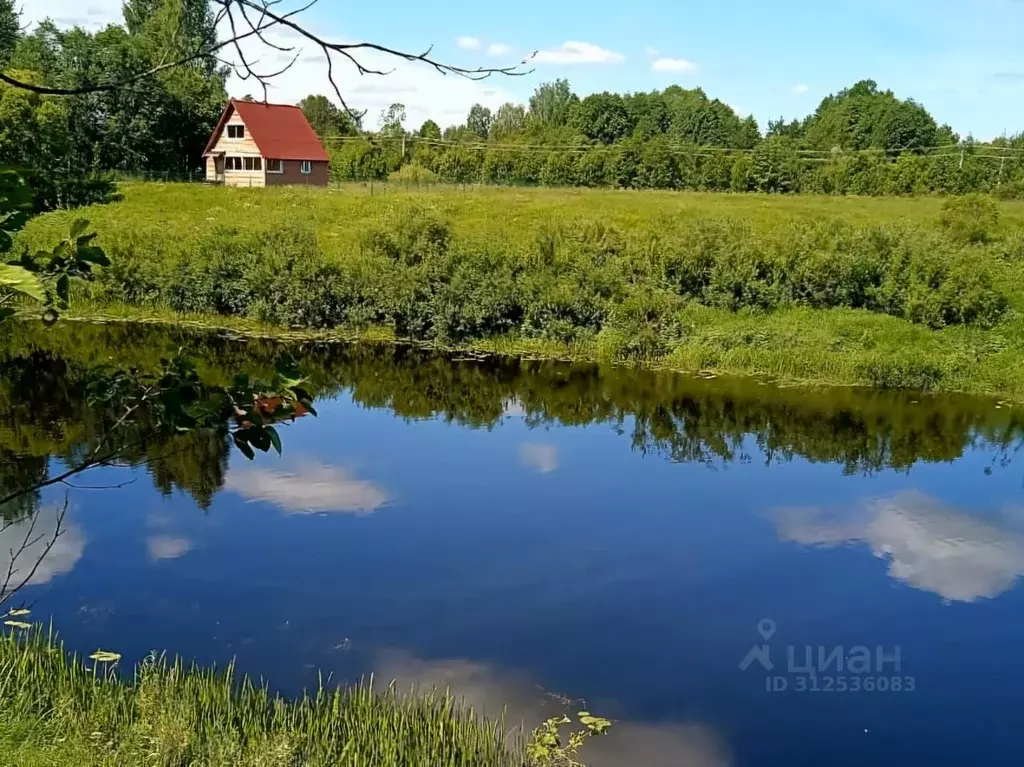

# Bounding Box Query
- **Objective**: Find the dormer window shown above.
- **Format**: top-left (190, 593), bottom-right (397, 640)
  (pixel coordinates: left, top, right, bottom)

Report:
top-left (227, 125), bottom-right (245, 139)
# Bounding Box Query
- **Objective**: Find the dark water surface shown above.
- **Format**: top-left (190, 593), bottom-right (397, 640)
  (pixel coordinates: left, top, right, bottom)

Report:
top-left (3, 323), bottom-right (1024, 766)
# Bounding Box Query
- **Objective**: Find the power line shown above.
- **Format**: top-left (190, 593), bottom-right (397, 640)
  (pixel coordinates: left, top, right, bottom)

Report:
top-left (319, 133), bottom-right (1024, 158)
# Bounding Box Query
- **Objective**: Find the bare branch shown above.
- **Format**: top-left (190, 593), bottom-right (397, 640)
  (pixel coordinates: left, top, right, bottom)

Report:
top-left (0, 450), bottom-right (122, 509)
top-left (0, 0), bottom-right (303, 96)
top-left (237, 0), bottom-right (297, 53)
top-left (0, 497), bottom-right (67, 608)
top-left (60, 478), bottom-right (138, 491)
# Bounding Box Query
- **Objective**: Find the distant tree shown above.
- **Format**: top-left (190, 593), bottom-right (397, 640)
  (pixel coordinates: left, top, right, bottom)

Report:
top-left (570, 92), bottom-right (633, 144)
top-left (300, 94), bottom-right (357, 138)
top-left (767, 116), bottom-right (804, 140)
top-left (803, 79), bottom-right (939, 152)
top-left (937, 124), bottom-right (959, 146)
top-left (418, 119), bottom-right (441, 139)
top-left (466, 103), bottom-right (493, 139)
top-left (123, 0), bottom-right (218, 72)
top-left (490, 102), bottom-right (526, 140)
top-left (751, 136), bottom-right (802, 193)
top-left (624, 91), bottom-right (669, 140)
top-left (662, 86), bottom-right (749, 147)
top-left (528, 79), bottom-right (577, 127)
top-left (0, 0), bottom-right (17, 66)
top-left (736, 115), bottom-right (761, 149)
top-left (444, 125), bottom-right (486, 144)
top-left (379, 102), bottom-right (406, 137)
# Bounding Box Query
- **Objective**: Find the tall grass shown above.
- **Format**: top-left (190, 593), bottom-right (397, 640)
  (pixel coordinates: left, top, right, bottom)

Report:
top-left (0, 627), bottom-right (525, 767)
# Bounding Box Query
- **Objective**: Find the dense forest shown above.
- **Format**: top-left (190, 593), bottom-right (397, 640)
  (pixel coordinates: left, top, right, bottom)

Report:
top-left (4, 0), bottom-right (1024, 202)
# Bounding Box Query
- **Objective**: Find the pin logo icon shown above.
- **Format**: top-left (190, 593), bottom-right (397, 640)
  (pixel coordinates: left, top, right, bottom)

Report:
top-left (739, 618), bottom-right (776, 671)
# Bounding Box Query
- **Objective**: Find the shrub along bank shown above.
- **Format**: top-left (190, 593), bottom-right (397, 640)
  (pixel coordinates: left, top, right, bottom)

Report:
top-left (17, 184), bottom-right (1024, 397)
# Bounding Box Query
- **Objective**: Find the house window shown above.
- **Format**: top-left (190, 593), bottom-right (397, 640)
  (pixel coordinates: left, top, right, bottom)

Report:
top-left (266, 159), bottom-right (283, 173)
top-left (300, 160), bottom-right (312, 175)
top-left (227, 124), bottom-right (245, 139)
top-left (225, 156), bottom-right (242, 170)
top-left (243, 157), bottom-right (262, 171)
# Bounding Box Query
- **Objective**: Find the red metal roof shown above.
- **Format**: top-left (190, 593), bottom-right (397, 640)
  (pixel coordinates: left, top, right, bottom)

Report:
top-left (203, 99), bottom-right (329, 162)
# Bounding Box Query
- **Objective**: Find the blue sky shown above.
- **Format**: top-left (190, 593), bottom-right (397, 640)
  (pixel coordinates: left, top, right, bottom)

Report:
top-left (28, 0), bottom-right (1024, 138)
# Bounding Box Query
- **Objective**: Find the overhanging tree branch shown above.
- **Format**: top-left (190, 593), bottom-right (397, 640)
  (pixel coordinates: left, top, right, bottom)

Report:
top-left (2, 0), bottom-right (534, 119)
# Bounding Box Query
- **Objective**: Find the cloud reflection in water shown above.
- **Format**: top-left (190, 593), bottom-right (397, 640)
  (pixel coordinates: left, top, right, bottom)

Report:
top-left (372, 651), bottom-right (732, 767)
top-left (774, 491), bottom-right (1024, 602)
top-left (226, 461), bottom-right (388, 514)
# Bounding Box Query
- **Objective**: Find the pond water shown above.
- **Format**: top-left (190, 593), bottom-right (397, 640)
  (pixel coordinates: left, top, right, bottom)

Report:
top-left (3, 323), bottom-right (1024, 766)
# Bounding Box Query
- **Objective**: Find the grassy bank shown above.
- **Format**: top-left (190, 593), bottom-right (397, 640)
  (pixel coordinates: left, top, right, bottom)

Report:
top-left (0, 627), bottom-right (524, 767)
top-left (17, 183), bottom-right (1024, 397)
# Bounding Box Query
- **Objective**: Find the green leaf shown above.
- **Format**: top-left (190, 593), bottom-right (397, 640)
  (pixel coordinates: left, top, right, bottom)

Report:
top-left (69, 219), bottom-right (90, 240)
top-left (250, 427), bottom-right (272, 453)
top-left (77, 245), bottom-right (109, 267)
top-left (4, 621), bottom-right (31, 630)
top-left (47, 240), bottom-right (71, 268)
top-left (89, 650), bottom-right (121, 663)
top-left (6, 608), bottom-right (30, 617)
top-left (0, 307), bottom-right (15, 323)
top-left (232, 433), bottom-right (256, 460)
top-left (0, 264), bottom-right (46, 302)
top-left (56, 274), bottom-right (70, 305)
top-left (266, 425), bottom-right (282, 455)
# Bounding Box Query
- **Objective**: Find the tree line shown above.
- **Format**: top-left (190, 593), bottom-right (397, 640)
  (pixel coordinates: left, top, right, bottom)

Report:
top-left (324, 80), bottom-right (1024, 197)
top-left (3, 0), bottom-right (1024, 202)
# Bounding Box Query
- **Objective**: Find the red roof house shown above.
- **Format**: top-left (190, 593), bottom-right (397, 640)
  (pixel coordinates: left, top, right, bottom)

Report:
top-left (203, 99), bottom-right (329, 187)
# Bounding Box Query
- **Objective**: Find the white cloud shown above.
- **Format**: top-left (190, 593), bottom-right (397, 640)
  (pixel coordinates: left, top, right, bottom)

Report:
top-left (21, 0), bottom-right (121, 29)
top-left (651, 57), bottom-right (698, 73)
top-left (774, 491), bottom-right (1024, 603)
top-left (0, 507), bottom-right (85, 588)
top-left (519, 442), bottom-right (559, 474)
top-left (147, 535), bottom-right (192, 561)
top-left (644, 46), bottom-right (660, 58)
top-left (456, 36), bottom-right (482, 50)
top-left (372, 651), bottom-right (732, 767)
top-left (226, 461), bottom-right (388, 514)
top-left (534, 41), bottom-right (625, 65)
top-left (486, 42), bottom-right (512, 57)
top-left (792, 83), bottom-right (810, 94)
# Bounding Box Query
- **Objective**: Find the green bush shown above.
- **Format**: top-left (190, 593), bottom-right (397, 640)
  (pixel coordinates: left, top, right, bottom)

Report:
top-left (938, 193), bottom-right (1000, 244)
top-left (387, 164), bottom-right (439, 184)
top-left (39, 188), bottom-right (1015, 367)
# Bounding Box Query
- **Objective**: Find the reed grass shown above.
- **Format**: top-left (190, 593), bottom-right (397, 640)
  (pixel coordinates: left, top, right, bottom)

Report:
top-left (0, 626), bottom-right (525, 767)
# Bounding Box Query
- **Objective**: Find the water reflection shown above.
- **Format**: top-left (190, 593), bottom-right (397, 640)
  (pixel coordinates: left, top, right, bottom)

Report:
top-left (225, 461), bottom-right (389, 514)
top-left (774, 492), bottom-right (1024, 602)
top-left (5, 322), bottom-right (1024, 766)
top-left (0, 504), bottom-right (85, 586)
top-left (146, 534), bottom-right (193, 561)
top-left (3, 320), bottom-right (1024, 523)
top-left (518, 442), bottom-right (560, 474)
top-left (372, 651), bottom-right (732, 767)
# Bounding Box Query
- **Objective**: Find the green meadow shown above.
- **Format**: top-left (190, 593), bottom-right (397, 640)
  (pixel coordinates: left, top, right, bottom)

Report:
top-left (18, 182), bottom-right (1024, 397)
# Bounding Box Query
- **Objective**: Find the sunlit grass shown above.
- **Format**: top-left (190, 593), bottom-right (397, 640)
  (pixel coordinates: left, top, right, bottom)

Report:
top-left (0, 626), bottom-right (525, 767)
top-left (18, 183), bottom-right (1024, 398)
